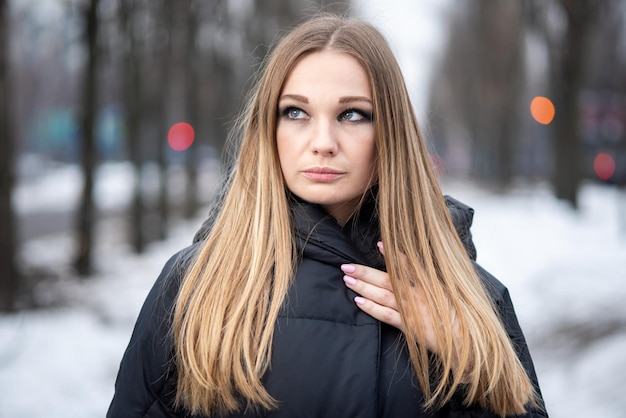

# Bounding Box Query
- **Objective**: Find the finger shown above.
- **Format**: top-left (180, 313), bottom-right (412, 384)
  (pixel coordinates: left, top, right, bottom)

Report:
top-left (354, 296), bottom-right (404, 331)
top-left (340, 263), bottom-right (392, 291)
top-left (343, 274), bottom-right (398, 310)
top-left (377, 241), bottom-right (384, 256)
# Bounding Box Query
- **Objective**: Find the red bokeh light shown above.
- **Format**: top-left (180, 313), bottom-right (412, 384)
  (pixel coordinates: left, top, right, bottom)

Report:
top-left (593, 152), bottom-right (615, 181)
top-left (168, 122), bottom-right (195, 151)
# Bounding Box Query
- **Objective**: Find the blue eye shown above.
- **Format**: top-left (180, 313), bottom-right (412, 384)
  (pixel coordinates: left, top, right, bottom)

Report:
top-left (280, 106), bottom-right (307, 120)
top-left (339, 109), bottom-right (372, 122)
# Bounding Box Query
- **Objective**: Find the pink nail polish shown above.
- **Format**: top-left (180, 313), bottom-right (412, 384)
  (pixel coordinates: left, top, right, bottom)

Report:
top-left (354, 296), bottom-right (366, 305)
top-left (343, 275), bottom-right (357, 286)
top-left (341, 264), bottom-right (356, 274)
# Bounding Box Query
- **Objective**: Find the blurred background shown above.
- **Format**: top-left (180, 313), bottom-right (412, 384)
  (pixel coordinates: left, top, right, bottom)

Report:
top-left (0, 0), bottom-right (625, 417)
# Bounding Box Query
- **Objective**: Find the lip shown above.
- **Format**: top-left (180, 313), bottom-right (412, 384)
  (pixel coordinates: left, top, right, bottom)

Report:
top-left (302, 166), bottom-right (345, 181)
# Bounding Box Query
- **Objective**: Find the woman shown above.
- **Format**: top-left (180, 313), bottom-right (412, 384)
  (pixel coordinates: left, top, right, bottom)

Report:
top-left (108, 14), bottom-right (548, 418)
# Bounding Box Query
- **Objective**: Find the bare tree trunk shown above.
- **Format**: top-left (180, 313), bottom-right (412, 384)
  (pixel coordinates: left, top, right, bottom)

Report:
top-left (156, 0), bottom-right (172, 240)
top-left (0, 0), bottom-right (19, 310)
top-left (474, 0), bottom-right (524, 187)
top-left (550, 0), bottom-right (592, 208)
top-left (429, 2), bottom-right (524, 186)
top-left (183, 0), bottom-right (199, 219)
top-left (119, 0), bottom-right (146, 252)
top-left (74, 0), bottom-right (100, 276)
top-left (204, 1), bottom-right (233, 167)
top-left (493, 5), bottom-right (524, 188)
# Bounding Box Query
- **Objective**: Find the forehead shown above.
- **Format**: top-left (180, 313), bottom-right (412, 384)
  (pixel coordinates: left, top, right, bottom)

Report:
top-left (281, 50), bottom-right (371, 97)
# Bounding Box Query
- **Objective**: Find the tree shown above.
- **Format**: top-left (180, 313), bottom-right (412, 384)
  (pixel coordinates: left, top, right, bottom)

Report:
top-left (476, 1), bottom-right (525, 186)
top-left (427, 1), bottom-right (526, 187)
top-left (118, 0), bottom-right (147, 253)
top-left (549, 1), bottom-right (596, 207)
top-left (0, 0), bottom-right (19, 311)
top-left (182, 0), bottom-right (200, 219)
top-left (74, 0), bottom-right (100, 276)
top-left (154, 0), bottom-right (173, 240)
top-left (526, 0), bottom-right (620, 207)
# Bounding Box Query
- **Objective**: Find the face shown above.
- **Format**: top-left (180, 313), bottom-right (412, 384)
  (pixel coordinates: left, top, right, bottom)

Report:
top-left (276, 50), bottom-right (376, 226)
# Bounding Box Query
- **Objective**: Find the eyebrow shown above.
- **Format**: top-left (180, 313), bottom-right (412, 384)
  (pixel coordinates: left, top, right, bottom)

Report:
top-left (280, 94), bottom-right (308, 103)
top-left (339, 96), bottom-right (372, 104)
top-left (279, 94), bottom-right (372, 104)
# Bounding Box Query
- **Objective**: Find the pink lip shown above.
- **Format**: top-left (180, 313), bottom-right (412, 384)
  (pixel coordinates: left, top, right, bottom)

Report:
top-left (302, 167), bottom-right (344, 181)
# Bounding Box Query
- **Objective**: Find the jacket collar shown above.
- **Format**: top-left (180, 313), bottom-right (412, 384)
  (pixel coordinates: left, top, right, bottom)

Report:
top-left (290, 190), bottom-right (386, 270)
top-left (289, 192), bottom-right (478, 268)
top-left (193, 190), bottom-right (477, 264)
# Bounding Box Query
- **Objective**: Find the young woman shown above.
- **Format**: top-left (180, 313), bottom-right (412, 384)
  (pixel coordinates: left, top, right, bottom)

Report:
top-left (108, 14), bottom-right (548, 418)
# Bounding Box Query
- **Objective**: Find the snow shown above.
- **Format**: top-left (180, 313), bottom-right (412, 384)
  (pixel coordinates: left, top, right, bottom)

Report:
top-left (1, 161), bottom-right (215, 418)
top-left (1, 161), bottom-right (625, 418)
top-left (4, 1), bottom-right (624, 416)
top-left (443, 182), bottom-right (626, 417)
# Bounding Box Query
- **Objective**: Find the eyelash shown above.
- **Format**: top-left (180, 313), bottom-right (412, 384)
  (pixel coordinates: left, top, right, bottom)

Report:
top-left (279, 106), bottom-right (305, 120)
top-left (278, 106), bottom-right (373, 122)
top-left (340, 108), bottom-right (373, 122)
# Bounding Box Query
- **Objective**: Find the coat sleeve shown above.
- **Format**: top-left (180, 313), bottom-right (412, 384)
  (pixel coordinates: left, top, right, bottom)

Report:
top-left (107, 247), bottom-right (196, 418)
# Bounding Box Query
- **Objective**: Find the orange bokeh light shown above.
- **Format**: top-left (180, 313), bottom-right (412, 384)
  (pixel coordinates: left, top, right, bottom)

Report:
top-left (168, 122), bottom-right (195, 151)
top-left (593, 152), bottom-right (615, 181)
top-left (530, 96), bottom-right (555, 125)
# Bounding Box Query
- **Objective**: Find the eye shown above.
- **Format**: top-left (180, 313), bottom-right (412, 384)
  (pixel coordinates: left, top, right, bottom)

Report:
top-left (280, 106), bottom-right (308, 120)
top-left (339, 108), bottom-right (372, 123)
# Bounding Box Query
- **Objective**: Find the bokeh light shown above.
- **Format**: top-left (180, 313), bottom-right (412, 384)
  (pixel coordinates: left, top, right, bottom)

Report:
top-left (168, 122), bottom-right (195, 151)
top-left (593, 152), bottom-right (615, 181)
top-left (530, 96), bottom-right (555, 125)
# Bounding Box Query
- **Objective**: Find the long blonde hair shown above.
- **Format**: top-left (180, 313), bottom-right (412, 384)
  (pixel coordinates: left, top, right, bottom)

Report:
top-left (173, 14), bottom-right (537, 417)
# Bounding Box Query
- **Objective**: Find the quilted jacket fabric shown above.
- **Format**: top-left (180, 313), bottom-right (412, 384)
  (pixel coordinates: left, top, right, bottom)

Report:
top-left (107, 195), bottom-right (547, 417)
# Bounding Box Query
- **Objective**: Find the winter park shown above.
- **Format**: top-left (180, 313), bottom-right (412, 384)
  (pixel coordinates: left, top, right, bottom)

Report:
top-left (1, 1), bottom-right (626, 418)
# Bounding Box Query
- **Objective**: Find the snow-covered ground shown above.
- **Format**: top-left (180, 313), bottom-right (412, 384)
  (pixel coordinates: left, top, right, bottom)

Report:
top-left (1, 162), bottom-right (625, 418)
top-left (443, 181), bottom-right (626, 418)
top-left (5, 1), bottom-right (624, 416)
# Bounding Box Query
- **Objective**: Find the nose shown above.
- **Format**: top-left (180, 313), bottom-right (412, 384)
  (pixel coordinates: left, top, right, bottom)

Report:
top-left (310, 119), bottom-right (338, 157)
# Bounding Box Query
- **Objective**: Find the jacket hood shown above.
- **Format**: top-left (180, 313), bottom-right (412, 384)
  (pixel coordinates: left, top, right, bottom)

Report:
top-left (444, 195), bottom-right (477, 261)
top-left (193, 192), bottom-right (477, 263)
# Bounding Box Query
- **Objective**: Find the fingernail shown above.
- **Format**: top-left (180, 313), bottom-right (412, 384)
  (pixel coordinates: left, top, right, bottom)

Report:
top-left (343, 275), bottom-right (357, 286)
top-left (354, 296), bottom-right (366, 305)
top-left (341, 264), bottom-right (356, 274)
top-left (377, 241), bottom-right (383, 250)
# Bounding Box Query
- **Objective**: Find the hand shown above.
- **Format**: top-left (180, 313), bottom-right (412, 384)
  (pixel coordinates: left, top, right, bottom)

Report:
top-left (341, 242), bottom-right (440, 354)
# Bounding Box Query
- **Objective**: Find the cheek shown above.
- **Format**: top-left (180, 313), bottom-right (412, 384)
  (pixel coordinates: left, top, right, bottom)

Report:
top-left (277, 123), bottom-right (306, 159)
top-left (356, 140), bottom-right (377, 176)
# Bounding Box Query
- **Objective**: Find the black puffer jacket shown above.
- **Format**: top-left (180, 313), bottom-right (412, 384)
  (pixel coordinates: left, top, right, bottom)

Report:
top-left (107, 196), bottom-right (547, 418)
